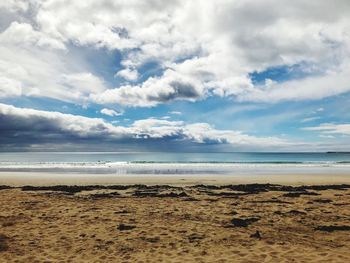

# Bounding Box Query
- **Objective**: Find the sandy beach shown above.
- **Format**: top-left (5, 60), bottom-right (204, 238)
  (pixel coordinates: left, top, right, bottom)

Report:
top-left (1, 173), bottom-right (350, 262)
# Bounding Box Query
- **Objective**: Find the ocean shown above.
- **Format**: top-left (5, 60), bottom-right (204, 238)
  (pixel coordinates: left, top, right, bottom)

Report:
top-left (1, 152), bottom-right (350, 175)
top-left (1, 151), bottom-right (350, 164)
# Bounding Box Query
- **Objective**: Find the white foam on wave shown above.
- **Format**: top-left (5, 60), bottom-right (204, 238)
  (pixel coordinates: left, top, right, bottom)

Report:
top-left (1, 161), bottom-right (350, 175)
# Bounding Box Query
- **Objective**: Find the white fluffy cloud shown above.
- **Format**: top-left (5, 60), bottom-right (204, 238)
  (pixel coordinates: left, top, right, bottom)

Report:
top-left (1, 0), bottom-right (350, 106)
top-left (100, 108), bottom-right (123, 117)
top-left (237, 63), bottom-right (350, 102)
top-left (89, 0), bottom-right (350, 106)
top-left (0, 75), bottom-right (22, 98)
top-left (169, 111), bottom-right (182, 115)
top-left (0, 21), bottom-right (66, 50)
top-left (0, 0), bottom-right (29, 13)
top-left (0, 29), bottom-right (107, 103)
top-left (116, 67), bottom-right (139, 81)
top-left (91, 69), bottom-right (204, 106)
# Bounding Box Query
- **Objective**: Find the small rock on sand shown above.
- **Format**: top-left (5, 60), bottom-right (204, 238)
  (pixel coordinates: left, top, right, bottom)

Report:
top-left (250, 231), bottom-right (262, 240)
top-left (117, 224), bottom-right (136, 231)
top-left (230, 217), bottom-right (260, 227)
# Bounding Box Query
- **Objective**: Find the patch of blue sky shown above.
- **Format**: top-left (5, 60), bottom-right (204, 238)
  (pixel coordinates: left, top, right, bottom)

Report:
top-left (249, 62), bottom-right (321, 85)
top-left (0, 97), bottom-right (73, 113)
top-left (130, 52), bottom-right (203, 84)
top-left (136, 60), bottom-right (164, 83)
top-left (163, 94), bottom-right (349, 141)
top-left (118, 103), bottom-right (174, 122)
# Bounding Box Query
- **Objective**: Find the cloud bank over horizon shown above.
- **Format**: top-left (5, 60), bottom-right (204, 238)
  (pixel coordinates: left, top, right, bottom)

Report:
top-left (0, 103), bottom-right (295, 151)
top-left (1, 0), bottom-right (350, 151)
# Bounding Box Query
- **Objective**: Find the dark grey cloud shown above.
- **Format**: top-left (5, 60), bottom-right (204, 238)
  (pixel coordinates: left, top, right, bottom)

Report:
top-left (147, 81), bottom-right (201, 102)
top-left (0, 103), bottom-right (289, 151)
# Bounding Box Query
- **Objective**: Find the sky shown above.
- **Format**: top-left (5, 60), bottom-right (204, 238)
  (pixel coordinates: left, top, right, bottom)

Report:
top-left (1, 0), bottom-right (350, 152)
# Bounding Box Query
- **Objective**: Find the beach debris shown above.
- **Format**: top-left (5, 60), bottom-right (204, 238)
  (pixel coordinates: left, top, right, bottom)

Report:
top-left (0, 186), bottom-right (13, 191)
top-left (21, 185), bottom-right (132, 194)
top-left (159, 192), bottom-right (188, 197)
top-left (89, 192), bottom-right (121, 199)
top-left (250, 199), bottom-right (292, 204)
top-left (117, 224), bottom-right (136, 231)
top-left (133, 190), bottom-right (188, 198)
top-left (287, 210), bottom-right (307, 215)
top-left (114, 209), bottom-right (129, 214)
top-left (332, 203), bottom-right (350, 206)
top-left (0, 234), bottom-right (9, 252)
top-left (283, 191), bottom-right (319, 198)
top-left (133, 190), bottom-right (159, 197)
top-left (141, 236), bottom-right (160, 243)
top-left (18, 184), bottom-right (350, 197)
top-left (0, 215), bottom-right (16, 227)
top-left (192, 184), bottom-right (350, 196)
top-left (230, 217), bottom-right (260, 227)
top-left (188, 233), bottom-right (205, 243)
top-left (1, 221), bottom-right (15, 227)
top-left (205, 191), bottom-right (244, 197)
top-left (250, 231), bottom-right (262, 240)
top-left (182, 197), bottom-right (200, 202)
top-left (274, 209), bottom-right (307, 217)
top-left (314, 225), bottom-right (350, 232)
top-left (312, 199), bottom-right (332, 203)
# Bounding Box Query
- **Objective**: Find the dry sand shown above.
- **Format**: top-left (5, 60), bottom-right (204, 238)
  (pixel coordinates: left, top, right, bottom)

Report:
top-left (1, 181), bottom-right (350, 262)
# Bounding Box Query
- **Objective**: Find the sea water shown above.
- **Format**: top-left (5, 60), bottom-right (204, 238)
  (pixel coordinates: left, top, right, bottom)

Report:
top-left (0, 152), bottom-right (350, 175)
top-left (1, 152), bottom-right (350, 163)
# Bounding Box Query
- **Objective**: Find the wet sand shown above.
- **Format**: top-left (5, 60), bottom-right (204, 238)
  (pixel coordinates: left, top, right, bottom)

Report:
top-left (1, 171), bottom-right (350, 186)
top-left (1, 181), bottom-right (350, 262)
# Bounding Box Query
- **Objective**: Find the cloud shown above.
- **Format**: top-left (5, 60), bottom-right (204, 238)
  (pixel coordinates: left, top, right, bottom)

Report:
top-left (237, 64), bottom-right (350, 102)
top-left (0, 21), bottom-right (66, 50)
top-left (100, 108), bottom-right (123, 117)
top-left (91, 69), bottom-right (204, 107)
top-left (0, 75), bottom-right (22, 98)
top-left (168, 111), bottom-right (182, 115)
top-left (183, 123), bottom-right (288, 146)
top-left (319, 134), bottom-right (335, 139)
top-left (0, 31), bottom-right (108, 103)
top-left (116, 67), bottom-right (139, 81)
top-left (303, 123), bottom-right (350, 136)
top-left (87, 0), bottom-right (350, 106)
top-left (0, 0), bottom-right (29, 13)
top-left (301, 116), bottom-right (321, 123)
top-left (60, 73), bottom-right (107, 97)
top-left (1, 1), bottom-right (349, 107)
top-left (0, 103), bottom-right (291, 150)
top-left (0, 103), bottom-right (129, 138)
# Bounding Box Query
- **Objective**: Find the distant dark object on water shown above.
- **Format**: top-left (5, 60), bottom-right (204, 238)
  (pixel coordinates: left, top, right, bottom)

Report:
top-left (326, 151), bottom-right (350, 154)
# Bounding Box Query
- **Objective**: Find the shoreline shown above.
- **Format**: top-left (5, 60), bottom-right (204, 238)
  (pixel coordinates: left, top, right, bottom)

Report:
top-left (1, 171), bottom-right (350, 186)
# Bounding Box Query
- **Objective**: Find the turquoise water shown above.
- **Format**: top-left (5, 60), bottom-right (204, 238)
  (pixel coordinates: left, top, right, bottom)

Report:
top-left (0, 152), bottom-right (350, 164)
